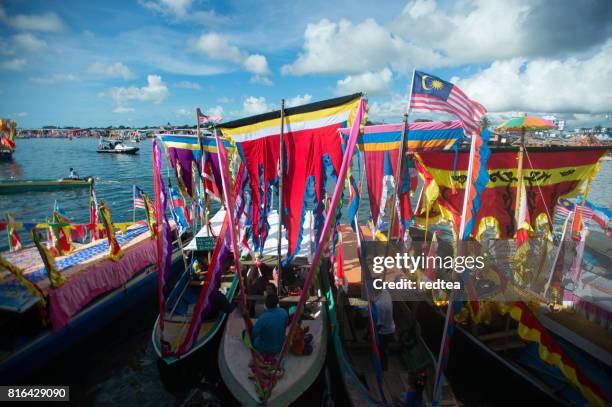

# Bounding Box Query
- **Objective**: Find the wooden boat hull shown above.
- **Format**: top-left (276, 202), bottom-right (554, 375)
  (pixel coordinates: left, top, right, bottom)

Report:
top-left (151, 272), bottom-right (239, 364)
top-left (0, 146), bottom-right (12, 159)
top-left (219, 300), bottom-right (328, 406)
top-left (0, 251), bottom-right (182, 382)
top-left (415, 301), bottom-right (567, 406)
top-left (0, 177), bottom-right (94, 194)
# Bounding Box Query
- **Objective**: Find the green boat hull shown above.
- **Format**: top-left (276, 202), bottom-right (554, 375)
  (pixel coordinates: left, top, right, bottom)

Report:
top-left (0, 178), bottom-right (94, 194)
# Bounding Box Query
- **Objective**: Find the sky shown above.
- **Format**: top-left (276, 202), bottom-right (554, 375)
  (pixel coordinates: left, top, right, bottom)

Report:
top-left (0, 0), bottom-right (611, 129)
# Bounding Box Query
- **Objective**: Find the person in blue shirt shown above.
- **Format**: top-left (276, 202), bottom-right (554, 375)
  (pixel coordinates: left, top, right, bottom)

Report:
top-left (252, 293), bottom-right (288, 359)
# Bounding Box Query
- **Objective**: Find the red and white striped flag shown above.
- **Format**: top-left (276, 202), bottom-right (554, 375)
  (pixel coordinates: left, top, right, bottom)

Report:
top-left (196, 108), bottom-right (223, 124)
top-left (133, 185), bottom-right (145, 209)
top-left (409, 71), bottom-right (486, 136)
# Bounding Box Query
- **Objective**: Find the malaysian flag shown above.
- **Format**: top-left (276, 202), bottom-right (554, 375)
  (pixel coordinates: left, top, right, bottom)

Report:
top-left (409, 71), bottom-right (486, 136)
top-left (196, 107), bottom-right (223, 124)
top-left (133, 185), bottom-right (145, 209)
top-left (555, 198), bottom-right (593, 220)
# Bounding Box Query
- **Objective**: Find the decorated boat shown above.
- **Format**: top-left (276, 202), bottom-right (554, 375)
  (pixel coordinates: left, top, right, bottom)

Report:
top-left (210, 94), bottom-right (365, 406)
top-left (0, 204), bottom-right (182, 381)
top-left (0, 119), bottom-right (17, 159)
top-left (151, 128), bottom-right (239, 364)
top-left (326, 224), bottom-right (458, 407)
top-left (0, 177), bottom-right (94, 194)
top-left (332, 69), bottom-right (611, 406)
top-left (152, 210), bottom-right (239, 364)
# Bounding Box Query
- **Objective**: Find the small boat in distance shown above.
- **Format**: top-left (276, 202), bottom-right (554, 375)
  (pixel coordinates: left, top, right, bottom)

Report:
top-left (0, 177), bottom-right (94, 194)
top-left (97, 137), bottom-right (139, 154)
top-left (0, 118), bottom-right (17, 159)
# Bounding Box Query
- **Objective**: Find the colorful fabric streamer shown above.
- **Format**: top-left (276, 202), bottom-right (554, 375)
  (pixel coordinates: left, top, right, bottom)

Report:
top-left (416, 147), bottom-right (606, 239)
top-left (460, 129), bottom-right (491, 240)
top-left (98, 201), bottom-right (123, 261)
top-left (160, 134), bottom-right (229, 199)
top-left (31, 229), bottom-right (64, 288)
top-left (510, 302), bottom-right (610, 406)
top-left (219, 93), bottom-right (363, 261)
top-left (5, 213), bottom-right (22, 252)
top-left (153, 138), bottom-right (174, 356)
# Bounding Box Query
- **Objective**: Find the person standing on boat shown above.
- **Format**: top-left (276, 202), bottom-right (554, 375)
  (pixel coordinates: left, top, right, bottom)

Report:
top-left (252, 293), bottom-right (288, 363)
top-left (69, 167), bottom-right (80, 179)
top-left (372, 289), bottom-right (395, 371)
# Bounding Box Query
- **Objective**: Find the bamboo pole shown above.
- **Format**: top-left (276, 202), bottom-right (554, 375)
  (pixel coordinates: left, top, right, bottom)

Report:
top-left (277, 99), bottom-right (286, 297)
top-left (432, 128), bottom-right (477, 404)
top-left (196, 108), bottom-right (212, 261)
top-left (514, 128), bottom-right (526, 227)
top-left (386, 112), bottom-right (409, 244)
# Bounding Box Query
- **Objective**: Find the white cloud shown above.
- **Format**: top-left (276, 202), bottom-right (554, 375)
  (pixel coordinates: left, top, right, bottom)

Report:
top-left (100, 74), bottom-right (169, 106)
top-left (16, 112), bottom-right (27, 117)
top-left (281, 1), bottom-right (612, 77)
top-left (243, 54), bottom-right (269, 75)
top-left (138, 0), bottom-right (223, 25)
top-left (175, 80), bottom-right (201, 90)
top-left (392, 0), bottom-right (612, 66)
top-left (113, 106), bottom-right (135, 113)
top-left (369, 93), bottom-right (409, 121)
top-left (175, 108), bottom-right (192, 117)
top-left (0, 58), bottom-right (26, 70)
top-left (193, 33), bottom-right (243, 63)
top-left (249, 75), bottom-right (273, 86)
top-left (140, 0), bottom-right (193, 18)
top-left (335, 68), bottom-right (392, 96)
top-left (12, 33), bottom-right (47, 52)
top-left (281, 18), bottom-right (443, 75)
top-left (285, 94), bottom-right (312, 108)
top-left (192, 33), bottom-right (273, 81)
top-left (30, 74), bottom-right (80, 84)
top-left (207, 105), bottom-right (224, 117)
top-left (1, 7), bottom-right (66, 32)
top-left (452, 40), bottom-right (612, 114)
top-left (217, 96), bottom-right (233, 104)
top-left (87, 62), bottom-right (134, 80)
top-left (391, 0), bottom-right (530, 65)
top-left (242, 96), bottom-right (270, 115)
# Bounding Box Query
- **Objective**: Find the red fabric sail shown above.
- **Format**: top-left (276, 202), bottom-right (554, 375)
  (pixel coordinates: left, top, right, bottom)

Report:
top-left (416, 148), bottom-right (606, 239)
top-left (220, 94), bottom-right (363, 260)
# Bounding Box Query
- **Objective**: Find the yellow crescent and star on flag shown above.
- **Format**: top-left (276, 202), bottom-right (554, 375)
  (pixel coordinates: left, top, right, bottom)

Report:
top-left (421, 74), bottom-right (445, 91)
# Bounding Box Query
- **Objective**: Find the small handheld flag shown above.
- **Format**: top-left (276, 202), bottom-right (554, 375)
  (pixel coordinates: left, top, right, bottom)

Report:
top-left (133, 185), bottom-right (145, 209)
top-left (196, 107), bottom-right (223, 124)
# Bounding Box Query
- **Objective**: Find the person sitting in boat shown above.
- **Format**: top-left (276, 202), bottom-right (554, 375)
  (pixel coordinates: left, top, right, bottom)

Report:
top-left (288, 306), bottom-right (313, 356)
top-left (252, 293), bottom-right (288, 362)
top-left (202, 289), bottom-right (235, 321)
top-left (69, 167), bottom-right (80, 180)
top-left (372, 289), bottom-right (395, 371)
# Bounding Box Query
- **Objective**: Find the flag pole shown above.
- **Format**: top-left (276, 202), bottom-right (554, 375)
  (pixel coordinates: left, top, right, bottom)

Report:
top-left (514, 126), bottom-right (526, 227)
top-left (277, 99), bottom-right (286, 297)
top-left (386, 69), bottom-right (415, 245)
top-left (132, 185), bottom-right (136, 223)
top-left (432, 128), bottom-right (477, 404)
top-left (196, 108), bottom-right (212, 260)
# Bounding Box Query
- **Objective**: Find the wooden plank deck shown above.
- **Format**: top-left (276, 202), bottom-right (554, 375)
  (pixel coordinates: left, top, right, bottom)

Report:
top-left (337, 224), bottom-right (363, 298)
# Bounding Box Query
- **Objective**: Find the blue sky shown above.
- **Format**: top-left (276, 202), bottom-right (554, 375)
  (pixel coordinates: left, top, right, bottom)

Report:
top-left (1, 0), bottom-right (611, 128)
